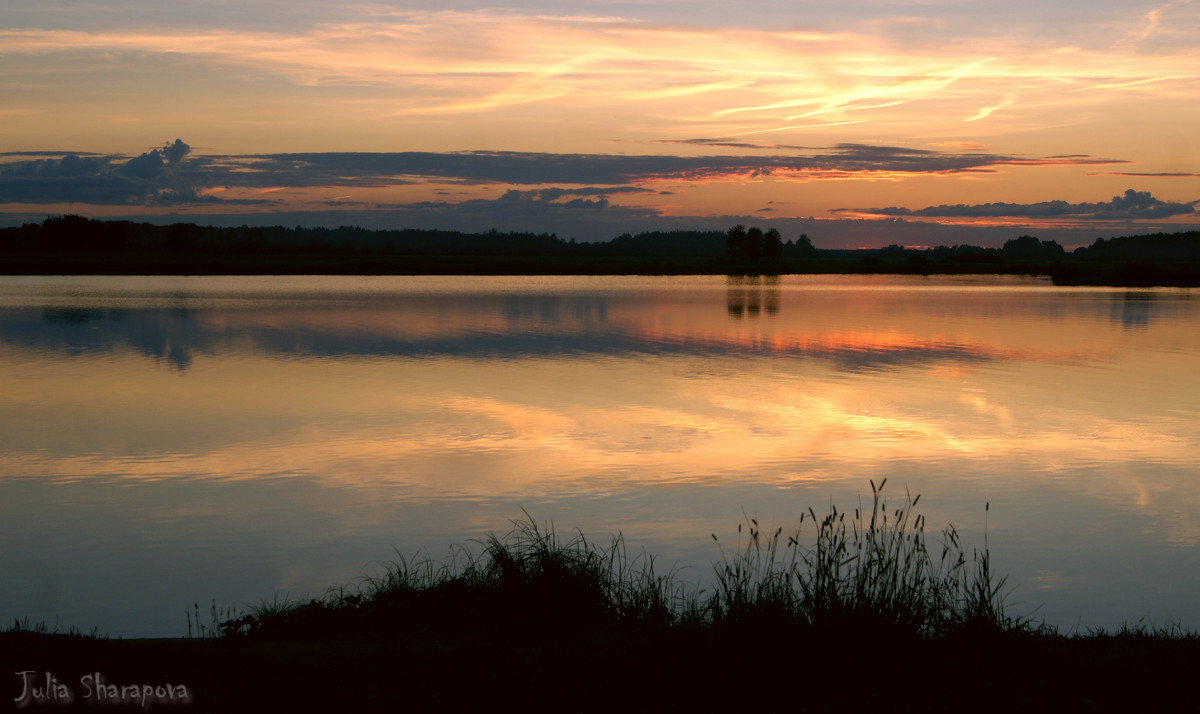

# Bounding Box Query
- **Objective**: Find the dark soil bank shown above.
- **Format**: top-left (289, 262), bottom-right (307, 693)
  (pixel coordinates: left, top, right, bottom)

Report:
top-left (4, 627), bottom-right (1197, 713)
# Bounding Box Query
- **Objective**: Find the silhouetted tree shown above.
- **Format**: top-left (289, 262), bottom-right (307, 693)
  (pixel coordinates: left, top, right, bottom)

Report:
top-left (1077, 232), bottom-right (1200, 262)
top-left (727, 224), bottom-right (782, 262)
top-left (745, 226), bottom-right (764, 262)
top-left (726, 224), bottom-right (748, 260)
top-left (1002, 235), bottom-right (1064, 261)
top-left (790, 233), bottom-right (816, 259)
top-left (762, 228), bottom-right (783, 260)
top-left (40, 214), bottom-right (93, 253)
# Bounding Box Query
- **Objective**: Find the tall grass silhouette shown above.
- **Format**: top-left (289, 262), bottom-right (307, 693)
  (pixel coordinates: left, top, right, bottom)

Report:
top-left (199, 481), bottom-right (1024, 641)
top-left (707, 479), bottom-right (1018, 635)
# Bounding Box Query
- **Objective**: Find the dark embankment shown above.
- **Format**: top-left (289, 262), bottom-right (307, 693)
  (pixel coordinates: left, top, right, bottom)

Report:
top-left (0, 252), bottom-right (736, 276)
top-left (1049, 259), bottom-right (1200, 287)
top-left (4, 484), bottom-right (1197, 711)
top-left (6, 618), bottom-right (1199, 712)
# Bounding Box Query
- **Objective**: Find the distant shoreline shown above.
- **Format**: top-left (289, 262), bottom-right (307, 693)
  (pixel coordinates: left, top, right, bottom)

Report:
top-left (0, 252), bottom-right (1028, 276)
top-left (2, 253), bottom-right (1199, 287)
top-left (3, 216), bottom-right (1199, 285)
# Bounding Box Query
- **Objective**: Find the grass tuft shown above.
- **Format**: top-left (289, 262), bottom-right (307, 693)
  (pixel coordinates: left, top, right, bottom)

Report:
top-left (3, 616), bottom-right (104, 639)
top-left (707, 480), bottom-right (1026, 636)
top-left (192, 483), bottom-right (1031, 642)
top-left (1084, 619), bottom-right (1200, 639)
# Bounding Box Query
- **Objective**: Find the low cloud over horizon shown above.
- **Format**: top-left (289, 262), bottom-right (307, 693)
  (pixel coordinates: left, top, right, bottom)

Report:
top-left (0, 140), bottom-right (265, 207)
top-left (0, 141), bottom-right (1135, 207)
top-left (2, 139), bottom-right (1197, 247)
top-left (837, 189), bottom-right (1199, 221)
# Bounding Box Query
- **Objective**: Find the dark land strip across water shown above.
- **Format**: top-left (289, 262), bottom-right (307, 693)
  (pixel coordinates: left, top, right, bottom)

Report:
top-left (3, 217), bottom-right (1200, 285)
top-left (5, 252), bottom-right (1200, 287)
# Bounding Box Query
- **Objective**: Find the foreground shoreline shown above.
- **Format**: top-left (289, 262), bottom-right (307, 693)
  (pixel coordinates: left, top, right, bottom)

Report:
top-left (5, 624), bottom-right (1198, 712)
top-left (5, 497), bottom-right (1197, 712)
top-left (2, 628), bottom-right (1200, 710)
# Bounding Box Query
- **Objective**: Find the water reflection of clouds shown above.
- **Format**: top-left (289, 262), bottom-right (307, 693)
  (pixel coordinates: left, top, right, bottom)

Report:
top-left (6, 277), bottom-right (1200, 638)
top-left (0, 287), bottom-right (1157, 373)
top-left (18, 307), bottom-right (205, 370)
top-left (6, 349), bottom-right (1195, 492)
top-left (8, 378), bottom-right (1200, 553)
top-left (2, 285), bottom-right (1198, 509)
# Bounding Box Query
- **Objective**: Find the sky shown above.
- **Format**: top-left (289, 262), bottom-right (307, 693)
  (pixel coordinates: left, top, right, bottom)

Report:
top-left (1, 0), bottom-right (1198, 247)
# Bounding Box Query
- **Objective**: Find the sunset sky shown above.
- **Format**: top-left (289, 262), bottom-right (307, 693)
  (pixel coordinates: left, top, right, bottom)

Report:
top-left (1, 0), bottom-right (1197, 247)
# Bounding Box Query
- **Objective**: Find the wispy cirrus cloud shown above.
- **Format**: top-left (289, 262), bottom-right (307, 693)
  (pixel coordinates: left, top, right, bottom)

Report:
top-left (965, 94), bottom-right (1018, 122)
top-left (1, 8), bottom-right (1197, 144)
top-left (653, 139), bottom-right (812, 151)
top-left (1092, 172), bottom-right (1200, 178)
top-left (928, 141), bottom-right (988, 151)
top-left (1115, 0), bottom-right (1199, 48)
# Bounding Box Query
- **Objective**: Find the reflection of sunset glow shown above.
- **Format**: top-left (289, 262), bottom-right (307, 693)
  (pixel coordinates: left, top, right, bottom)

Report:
top-left (158, 277), bottom-right (1136, 369)
top-left (4, 342), bottom-right (1197, 543)
top-left (4, 276), bottom-right (1200, 637)
top-left (623, 325), bottom-right (1107, 367)
top-left (3, 278), bottom-right (1199, 540)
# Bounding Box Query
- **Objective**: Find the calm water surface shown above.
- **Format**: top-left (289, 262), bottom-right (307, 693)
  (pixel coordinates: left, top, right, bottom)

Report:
top-left (2, 274), bottom-right (1198, 636)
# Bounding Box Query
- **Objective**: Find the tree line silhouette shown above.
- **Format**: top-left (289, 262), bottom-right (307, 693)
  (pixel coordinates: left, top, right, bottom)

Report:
top-left (724, 224), bottom-right (817, 264)
top-left (0, 216), bottom-right (823, 261)
top-left (1, 215), bottom-right (1199, 283)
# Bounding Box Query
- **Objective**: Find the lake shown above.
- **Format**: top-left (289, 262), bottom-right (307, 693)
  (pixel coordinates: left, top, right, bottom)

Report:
top-left (2, 274), bottom-right (1198, 637)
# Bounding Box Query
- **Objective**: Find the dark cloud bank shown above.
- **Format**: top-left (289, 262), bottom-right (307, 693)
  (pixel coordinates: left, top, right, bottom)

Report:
top-left (0, 140), bottom-right (1128, 204)
top-left (1, 140), bottom-right (1196, 247)
top-left (0, 139), bottom-right (261, 207)
top-left (206, 143), bottom-right (1129, 186)
top-left (838, 189), bottom-right (1198, 220)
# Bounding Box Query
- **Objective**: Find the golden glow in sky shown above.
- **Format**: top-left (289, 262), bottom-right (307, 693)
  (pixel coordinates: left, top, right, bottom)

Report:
top-left (0, 1), bottom-right (1197, 243)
